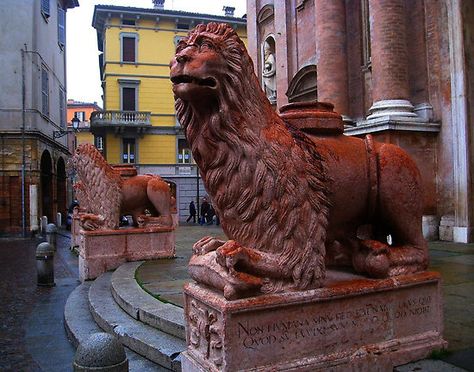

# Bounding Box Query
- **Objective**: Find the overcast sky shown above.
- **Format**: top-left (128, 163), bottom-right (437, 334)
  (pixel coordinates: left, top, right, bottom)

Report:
top-left (66, 0), bottom-right (246, 107)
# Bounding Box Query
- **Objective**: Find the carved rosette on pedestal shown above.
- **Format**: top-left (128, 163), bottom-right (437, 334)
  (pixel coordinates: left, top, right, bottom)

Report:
top-left (187, 300), bottom-right (224, 369)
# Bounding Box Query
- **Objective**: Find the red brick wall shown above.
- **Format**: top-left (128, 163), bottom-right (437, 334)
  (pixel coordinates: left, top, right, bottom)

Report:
top-left (369, 0), bottom-right (410, 101)
top-left (406, 0), bottom-right (429, 105)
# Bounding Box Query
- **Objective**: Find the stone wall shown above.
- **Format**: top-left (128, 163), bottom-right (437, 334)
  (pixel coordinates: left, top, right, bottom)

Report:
top-left (246, 0), bottom-right (474, 241)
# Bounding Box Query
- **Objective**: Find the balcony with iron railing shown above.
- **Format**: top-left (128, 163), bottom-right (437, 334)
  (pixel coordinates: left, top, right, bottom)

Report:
top-left (90, 110), bottom-right (152, 129)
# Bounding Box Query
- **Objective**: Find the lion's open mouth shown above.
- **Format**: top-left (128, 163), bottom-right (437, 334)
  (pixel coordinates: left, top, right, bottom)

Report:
top-left (171, 75), bottom-right (217, 88)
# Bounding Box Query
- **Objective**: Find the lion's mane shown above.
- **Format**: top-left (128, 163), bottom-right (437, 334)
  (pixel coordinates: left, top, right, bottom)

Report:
top-left (72, 144), bottom-right (122, 230)
top-left (175, 23), bottom-right (331, 292)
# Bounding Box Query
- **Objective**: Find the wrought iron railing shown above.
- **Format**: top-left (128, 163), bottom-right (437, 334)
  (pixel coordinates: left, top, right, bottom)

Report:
top-left (90, 110), bottom-right (151, 127)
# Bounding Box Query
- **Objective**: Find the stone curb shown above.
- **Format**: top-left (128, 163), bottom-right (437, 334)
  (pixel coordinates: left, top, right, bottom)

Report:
top-left (64, 282), bottom-right (98, 347)
top-left (110, 261), bottom-right (185, 340)
top-left (89, 272), bottom-right (185, 371)
top-left (64, 281), bottom-right (163, 371)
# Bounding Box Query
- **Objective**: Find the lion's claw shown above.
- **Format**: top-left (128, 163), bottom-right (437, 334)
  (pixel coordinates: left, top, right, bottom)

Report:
top-left (193, 236), bottom-right (225, 255)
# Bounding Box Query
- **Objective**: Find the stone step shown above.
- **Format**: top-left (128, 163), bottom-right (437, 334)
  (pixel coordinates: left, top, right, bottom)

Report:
top-left (110, 261), bottom-right (185, 339)
top-left (64, 282), bottom-right (165, 371)
top-left (89, 272), bottom-right (186, 371)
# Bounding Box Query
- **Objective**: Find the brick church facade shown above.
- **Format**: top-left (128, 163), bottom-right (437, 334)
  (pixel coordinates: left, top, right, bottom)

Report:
top-left (246, 0), bottom-right (474, 242)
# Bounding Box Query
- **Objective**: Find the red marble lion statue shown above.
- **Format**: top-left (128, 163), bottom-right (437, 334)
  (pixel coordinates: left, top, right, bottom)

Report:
top-left (70, 143), bottom-right (173, 230)
top-left (170, 23), bottom-right (428, 299)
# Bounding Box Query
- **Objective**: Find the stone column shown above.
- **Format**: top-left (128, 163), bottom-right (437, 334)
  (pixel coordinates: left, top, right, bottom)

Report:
top-left (448, 0), bottom-right (473, 242)
top-left (315, 0), bottom-right (350, 121)
top-left (274, 0), bottom-right (291, 108)
top-left (367, 0), bottom-right (417, 119)
top-left (246, 0), bottom-right (258, 74)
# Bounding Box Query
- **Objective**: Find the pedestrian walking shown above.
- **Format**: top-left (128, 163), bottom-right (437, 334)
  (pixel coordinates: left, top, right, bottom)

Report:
top-left (200, 198), bottom-right (210, 225)
top-left (186, 201), bottom-right (196, 223)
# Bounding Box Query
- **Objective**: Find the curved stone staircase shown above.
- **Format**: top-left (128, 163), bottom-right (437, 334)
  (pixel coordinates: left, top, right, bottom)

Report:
top-left (64, 261), bottom-right (186, 371)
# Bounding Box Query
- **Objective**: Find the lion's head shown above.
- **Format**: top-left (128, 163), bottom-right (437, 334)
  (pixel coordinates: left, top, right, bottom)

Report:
top-left (170, 23), bottom-right (271, 129)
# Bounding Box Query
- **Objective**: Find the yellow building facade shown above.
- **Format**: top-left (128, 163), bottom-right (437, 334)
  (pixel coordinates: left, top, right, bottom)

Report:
top-left (91, 5), bottom-right (246, 220)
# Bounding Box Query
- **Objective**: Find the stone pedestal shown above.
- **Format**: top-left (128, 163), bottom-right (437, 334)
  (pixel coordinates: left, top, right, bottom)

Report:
top-left (182, 271), bottom-right (446, 371)
top-left (79, 226), bottom-right (175, 281)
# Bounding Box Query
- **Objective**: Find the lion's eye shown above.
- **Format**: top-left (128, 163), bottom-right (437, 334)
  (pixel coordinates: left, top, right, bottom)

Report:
top-left (199, 40), bottom-right (214, 51)
top-left (176, 40), bottom-right (188, 53)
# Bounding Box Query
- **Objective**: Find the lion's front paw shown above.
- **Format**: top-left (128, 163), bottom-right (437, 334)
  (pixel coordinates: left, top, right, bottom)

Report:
top-left (216, 241), bottom-right (254, 274)
top-left (193, 236), bottom-right (225, 255)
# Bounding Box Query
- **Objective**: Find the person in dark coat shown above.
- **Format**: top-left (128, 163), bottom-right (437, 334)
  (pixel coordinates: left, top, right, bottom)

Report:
top-left (200, 198), bottom-right (210, 225)
top-left (186, 200), bottom-right (196, 223)
top-left (207, 205), bottom-right (215, 225)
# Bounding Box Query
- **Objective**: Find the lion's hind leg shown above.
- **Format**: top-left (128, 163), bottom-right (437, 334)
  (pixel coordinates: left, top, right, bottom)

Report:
top-left (147, 177), bottom-right (173, 227)
top-left (354, 143), bottom-right (429, 278)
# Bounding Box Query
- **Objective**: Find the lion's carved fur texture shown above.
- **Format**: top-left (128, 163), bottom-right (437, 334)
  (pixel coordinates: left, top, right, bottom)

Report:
top-left (174, 23), bottom-right (331, 293)
top-left (71, 144), bottom-right (172, 230)
top-left (171, 23), bottom-right (428, 299)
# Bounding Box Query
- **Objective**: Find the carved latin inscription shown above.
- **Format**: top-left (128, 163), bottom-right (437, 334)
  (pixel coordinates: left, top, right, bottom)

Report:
top-left (235, 295), bottom-right (433, 353)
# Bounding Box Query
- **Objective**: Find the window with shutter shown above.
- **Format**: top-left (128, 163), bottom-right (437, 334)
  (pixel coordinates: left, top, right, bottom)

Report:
top-left (59, 88), bottom-right (65, 128)
top-left (41, 67), bottom-right (49, 116)
top-left (122, 37), bottom-right (136, 62)
top-left (122, 87), bottom-right (136, 111)
top-left (58, 5), bottom-right (65, 48)
top-left (41, 0), bottom-right (50, 18)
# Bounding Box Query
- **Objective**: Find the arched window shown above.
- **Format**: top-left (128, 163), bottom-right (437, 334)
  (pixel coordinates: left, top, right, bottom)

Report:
top-left (286, 65), bottom-right (317, 103)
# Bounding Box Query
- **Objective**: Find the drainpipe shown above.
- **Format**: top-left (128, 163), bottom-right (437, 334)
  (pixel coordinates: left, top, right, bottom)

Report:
top-left (21, 46), bottom-right (27, 237)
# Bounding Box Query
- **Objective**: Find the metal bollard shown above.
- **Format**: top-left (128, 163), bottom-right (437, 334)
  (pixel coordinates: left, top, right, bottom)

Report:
top-left (56, 212), bottom-right (62, 228)
top-left (73, 333), bottom-right (128, 371)
top-left (46, 223), bottom-right (58, 251)
top-left (36, 242), bottom-right (55, 287)
top-left (40, 216), bottom-right (48, 235)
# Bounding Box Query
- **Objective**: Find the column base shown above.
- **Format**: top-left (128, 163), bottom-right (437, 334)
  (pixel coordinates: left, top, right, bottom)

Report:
top-left (342, 114), bottom-right (354, 126)
top-left (453, 226), bottom-right (474, 243)
top-left (367, 99), bottom-right (418, 120)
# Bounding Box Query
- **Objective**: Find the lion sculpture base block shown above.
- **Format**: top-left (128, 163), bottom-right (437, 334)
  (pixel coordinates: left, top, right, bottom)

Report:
top-left (182, 271), bottom-right (446, 372)
top-left (79, 226), bottom-right (175, 281)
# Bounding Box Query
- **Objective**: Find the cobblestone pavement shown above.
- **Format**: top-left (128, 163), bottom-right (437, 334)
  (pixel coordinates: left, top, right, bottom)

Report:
top-left (0, 237), bottom-right (42, 371)
top-left (0, 233), bottom-right (77, 371)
